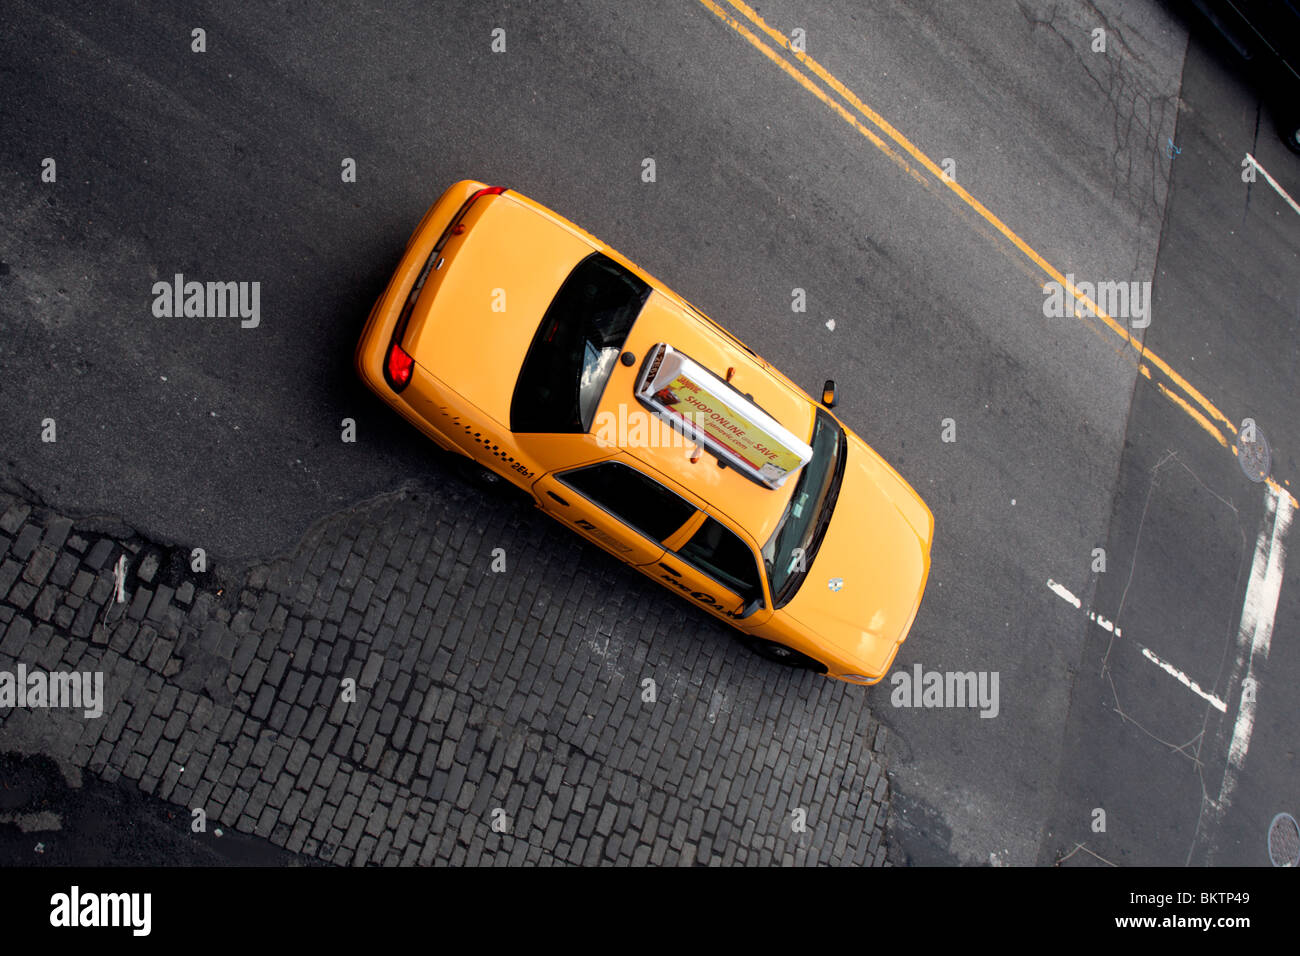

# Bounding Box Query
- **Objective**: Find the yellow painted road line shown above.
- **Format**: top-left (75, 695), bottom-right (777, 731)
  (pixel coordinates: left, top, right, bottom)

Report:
top-left (718, 0), bottom-right (1232, 432)
top-left (699, 0), bottom-right (1294, 506)
top-left (1266, 477), bottom-right (1292, 501)
top-left (694, 0), bottom-right (922, 180)
top-left (722, 0), bottom-right (1237, 429)
top-left (1155, 382), bottom-right (1228, 449)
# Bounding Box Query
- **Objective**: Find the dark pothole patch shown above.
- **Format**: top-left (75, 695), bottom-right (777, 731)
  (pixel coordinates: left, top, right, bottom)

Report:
top-left (0, 751), bottom-right (324, 867)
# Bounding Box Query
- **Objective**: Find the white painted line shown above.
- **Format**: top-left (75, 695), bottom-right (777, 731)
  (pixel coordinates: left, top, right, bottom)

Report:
top-left (1246, 153), bottom-right (1300, 217)
top-left (1087, 609), bottom-right (1121, 637)
top-left (1044, 579), bottom-right (1247, 712)
top-left (113, 555), bottom-right (127, 603)
top-left (1046, 578), bottom-right (1118, 634)
top-left (1217, 485), bottom-right (1293, 810)
top-left (1140, 647), bottom-right (1228, 712)
top-left (1046, 578), bottom-right (1081, 609)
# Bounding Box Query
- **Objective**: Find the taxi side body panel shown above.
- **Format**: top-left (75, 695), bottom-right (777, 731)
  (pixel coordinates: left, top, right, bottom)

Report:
top-left (531, 462), bottom-right (664, 567)
top-left (531, 451), bottom-right (778, 632)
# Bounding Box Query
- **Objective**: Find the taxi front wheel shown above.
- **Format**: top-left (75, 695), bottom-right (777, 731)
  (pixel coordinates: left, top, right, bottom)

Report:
top-left (739, 636), bottom-right (825, 672)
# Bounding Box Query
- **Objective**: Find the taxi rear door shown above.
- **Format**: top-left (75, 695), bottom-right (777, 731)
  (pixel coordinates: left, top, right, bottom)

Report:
top-left (532, 458), bottom-right (695, 567)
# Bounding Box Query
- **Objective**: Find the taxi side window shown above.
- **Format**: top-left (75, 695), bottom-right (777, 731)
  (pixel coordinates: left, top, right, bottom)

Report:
top-left (676, 517), bottom-right (763, 600)
top-left (559, 462), bottom-right (695, 542)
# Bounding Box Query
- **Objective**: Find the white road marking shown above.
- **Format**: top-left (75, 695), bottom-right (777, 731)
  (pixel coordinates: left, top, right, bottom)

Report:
top-left (1046, 578), bottom-right (1119, 634)
top-left (1044, 578), bottom-right (1243, 711)
top-left (1216, 485), bottom-right (1294, 810)
top-left (1245, 153), bottom-right (1300, 217)
top-left (1140, 647), bottom-right (1227, 712)
top-left (1046, 578), bottom-right (1081, 609)
top-left (1087, 610), bottom-right (1120, 634)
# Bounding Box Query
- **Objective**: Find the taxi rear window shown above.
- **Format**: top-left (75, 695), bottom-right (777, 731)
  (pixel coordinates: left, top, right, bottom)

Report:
top-left (559, 461), bottom-right (695, 542)
top-left (511, 253), bottom-right (649, 433)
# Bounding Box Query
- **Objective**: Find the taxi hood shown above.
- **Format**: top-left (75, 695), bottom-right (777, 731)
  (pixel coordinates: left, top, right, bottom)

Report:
top-left (781, 432), bottom-right (933, 678)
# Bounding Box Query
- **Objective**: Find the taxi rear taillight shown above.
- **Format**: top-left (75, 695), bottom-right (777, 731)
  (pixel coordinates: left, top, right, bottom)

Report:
top-left (385, 342), bottom-right (414, 390)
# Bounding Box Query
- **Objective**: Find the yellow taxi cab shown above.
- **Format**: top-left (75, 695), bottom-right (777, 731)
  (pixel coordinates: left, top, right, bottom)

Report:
top-left (356, 180), bottom-right (934, 683)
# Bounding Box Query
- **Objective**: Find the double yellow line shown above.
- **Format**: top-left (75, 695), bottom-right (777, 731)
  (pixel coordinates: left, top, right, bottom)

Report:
top-left (698, 0), bottom-right (1295, 507)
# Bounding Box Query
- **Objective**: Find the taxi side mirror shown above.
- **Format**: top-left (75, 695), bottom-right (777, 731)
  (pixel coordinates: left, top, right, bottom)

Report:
top-left (821, 380), bottom-right (837, 408)
top-left (739, 596), bottom-right (763, 619)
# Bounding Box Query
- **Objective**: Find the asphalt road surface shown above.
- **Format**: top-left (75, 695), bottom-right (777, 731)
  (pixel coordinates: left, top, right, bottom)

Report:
top-left (2, 0), bottom-right (1297, 867)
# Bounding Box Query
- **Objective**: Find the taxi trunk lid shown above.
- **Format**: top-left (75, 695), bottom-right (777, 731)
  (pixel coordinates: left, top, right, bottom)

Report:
top-left (403, 193), bottom-right (595, 424)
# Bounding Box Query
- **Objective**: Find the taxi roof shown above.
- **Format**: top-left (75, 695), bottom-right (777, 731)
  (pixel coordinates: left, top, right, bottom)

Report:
top-left (409, 188), bottom-right (818, 546)
top-left (598, 290), bottom-right (817, 546)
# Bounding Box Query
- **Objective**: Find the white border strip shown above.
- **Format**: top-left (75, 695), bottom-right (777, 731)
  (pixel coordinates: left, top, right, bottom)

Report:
top-left (1218, 485), bottom-right (1294, 809)
top-left (1141, 646), bottom-right (1227, 712)
top-left (1245, 153), bottom-right (1300, 217)
top-left (1046, 578), bottom-right (1081, 609)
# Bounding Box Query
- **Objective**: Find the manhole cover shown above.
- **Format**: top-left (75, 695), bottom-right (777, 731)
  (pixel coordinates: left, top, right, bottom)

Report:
top-left (1269, 813), bottom-right (1300, 867)
top-left (1238, 425), bottom-right (1270, 482)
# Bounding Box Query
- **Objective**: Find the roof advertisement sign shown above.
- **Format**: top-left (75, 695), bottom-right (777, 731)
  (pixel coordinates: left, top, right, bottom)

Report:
top-left (634, 343), bottom-right (813, 489)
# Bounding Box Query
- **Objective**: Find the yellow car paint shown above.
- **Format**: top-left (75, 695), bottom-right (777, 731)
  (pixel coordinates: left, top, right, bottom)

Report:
top-left (357, 180), bottom-right (933, 684)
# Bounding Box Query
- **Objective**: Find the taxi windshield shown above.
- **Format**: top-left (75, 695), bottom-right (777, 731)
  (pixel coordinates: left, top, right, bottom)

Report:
top-left (762, 408), bottom-right (845, 607)
top-left (511, 253), bottom-right (649, 433)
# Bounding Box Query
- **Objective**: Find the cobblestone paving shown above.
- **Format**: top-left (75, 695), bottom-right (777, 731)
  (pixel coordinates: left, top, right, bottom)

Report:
top-left (0, 479), bottom-right (893, 865)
